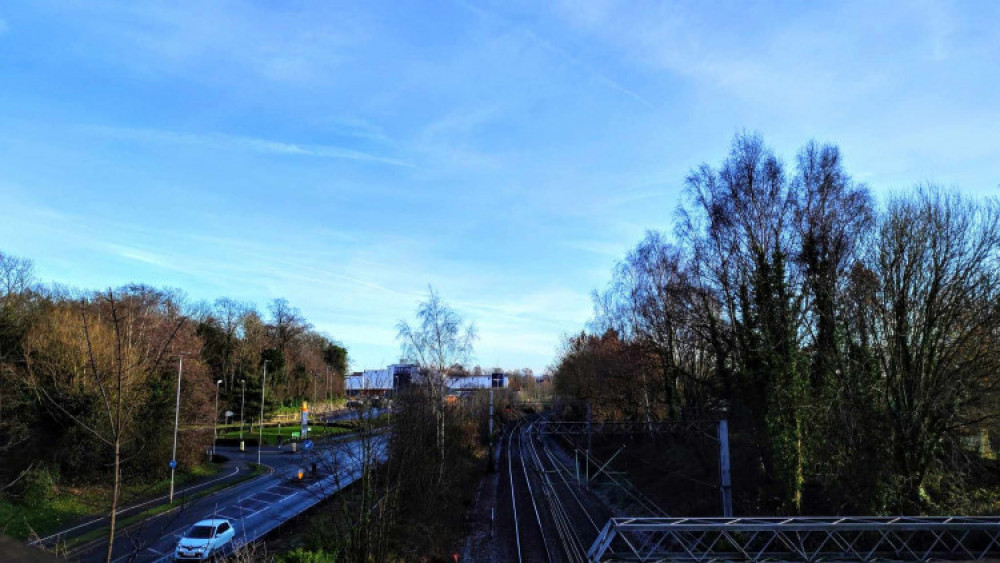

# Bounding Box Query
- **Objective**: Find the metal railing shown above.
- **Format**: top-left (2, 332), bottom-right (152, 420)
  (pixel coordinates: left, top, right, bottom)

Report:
top-left (587, 516), bottom-right (1000, 562)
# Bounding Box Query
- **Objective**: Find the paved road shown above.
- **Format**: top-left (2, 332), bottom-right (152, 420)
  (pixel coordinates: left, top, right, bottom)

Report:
top-left (71, 435), bottom-right (385, 562)
top-left (323, 407), bottom-right (385, 423)
top-left (33, 457), bottom-right (248, 553)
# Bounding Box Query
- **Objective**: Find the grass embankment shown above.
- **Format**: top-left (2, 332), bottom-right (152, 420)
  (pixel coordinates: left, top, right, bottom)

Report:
top-left (219, 424), bottom-right (352, 445)
top-left (218, 410), bottom-right (392, 445)
top-left (61, 463), bottom-right (270, 552)
top-left (0, 464), bottom-right (222, 541)
top-left (271, 399), bottom-right (347, 417)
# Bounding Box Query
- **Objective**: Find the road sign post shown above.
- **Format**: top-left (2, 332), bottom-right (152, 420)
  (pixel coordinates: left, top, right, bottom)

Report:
top-left (301, 401), bottom-right (309, 439)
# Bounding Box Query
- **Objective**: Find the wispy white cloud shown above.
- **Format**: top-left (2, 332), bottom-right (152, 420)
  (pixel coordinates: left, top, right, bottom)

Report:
top-left (320, 117), bottom-right (395, 146)
top-left (5, 0), bottom-right (997, 375)
top-left (547, 1), bottom-right (902, 116)
top-left (412, 105), bottom-right (505, 171)
top-left (95, 126), bottom-right (414, 167)
top-left (562, 240), bottom-right (627, 257)
top-left (917, 0), bottom-right (956, 61)
top-left (106, 244), bottom-right (173, 269)
top-left (69, 2), bottom-right (369, 85)
top-left (458, 1), bottom-right (655, 109)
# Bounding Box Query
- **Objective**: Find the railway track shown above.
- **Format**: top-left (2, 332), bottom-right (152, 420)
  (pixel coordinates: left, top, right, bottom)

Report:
top-left (506, 415), bottom-right (643, 562)
top-left (508, 419), bottom-right (554, 562)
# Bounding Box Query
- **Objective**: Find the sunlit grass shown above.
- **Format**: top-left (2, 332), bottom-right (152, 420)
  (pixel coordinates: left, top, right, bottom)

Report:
top-left (0, 463), bottom-right (223, 541)
top-left (219, 424), bottom-right (351, 445)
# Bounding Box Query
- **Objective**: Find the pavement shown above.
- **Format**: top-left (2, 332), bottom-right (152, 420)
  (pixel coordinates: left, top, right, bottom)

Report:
top-left (51, 433), bottom-right (386, 562)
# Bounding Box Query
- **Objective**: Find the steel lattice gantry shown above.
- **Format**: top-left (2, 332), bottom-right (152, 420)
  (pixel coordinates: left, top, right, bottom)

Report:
top-left (587, 516), bottom-right (1000, 562)
top-left (540, 419), bottom-right (720, 439)
top-left (539, 419), bottom-right (734, 517)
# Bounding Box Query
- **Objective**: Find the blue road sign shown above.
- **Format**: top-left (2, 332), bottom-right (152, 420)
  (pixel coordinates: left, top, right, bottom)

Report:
top-left (303, 439), bottom-right (314, 450)
top-left (169, 459), bottom-right (177, 469)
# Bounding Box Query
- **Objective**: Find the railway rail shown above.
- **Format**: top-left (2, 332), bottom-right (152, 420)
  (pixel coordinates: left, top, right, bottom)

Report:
top-left (506, 415), bottom-right (641, 562)
top-left (508, 419), bottom-right (554, 563)
top-left (506, 415), bottom-right (1000, 562)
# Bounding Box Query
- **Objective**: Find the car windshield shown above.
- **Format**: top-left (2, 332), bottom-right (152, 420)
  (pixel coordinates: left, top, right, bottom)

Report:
top-left (185, 525), bottom-right (215, 539)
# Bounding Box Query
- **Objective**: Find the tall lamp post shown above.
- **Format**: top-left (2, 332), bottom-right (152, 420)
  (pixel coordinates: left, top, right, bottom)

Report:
top-left (239, 378), bottom-right (246, 441)
top-left (257, 360), bottom-right (269, 465)
top-left (169, 353), bottom-right (186, 503)
top-left (212, 379), bottom-right (222, 458)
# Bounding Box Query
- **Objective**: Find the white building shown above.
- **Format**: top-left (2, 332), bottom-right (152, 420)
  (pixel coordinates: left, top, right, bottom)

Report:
top-left (345, 363), bottom-right (419, 396)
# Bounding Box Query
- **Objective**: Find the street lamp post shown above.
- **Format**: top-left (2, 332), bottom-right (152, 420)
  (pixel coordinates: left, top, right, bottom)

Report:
top-left (169, 354), bottom-right (185, 503)
top-left (240, 378), bottom-right (246, 441)
top-left (257, 360), bottom-right (269, 465)
top-left (212, 379), bottom-right (222, 458)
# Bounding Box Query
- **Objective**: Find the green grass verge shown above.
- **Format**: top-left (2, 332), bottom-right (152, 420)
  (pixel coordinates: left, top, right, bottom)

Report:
top-left (271, 399), bottom-right (346, 417)
top-left (0, 463), bottom-right (223, 541)
top-left (220, 425), bottom-right (351, 445)
top-left (63, 463), bottom-right (269, 551)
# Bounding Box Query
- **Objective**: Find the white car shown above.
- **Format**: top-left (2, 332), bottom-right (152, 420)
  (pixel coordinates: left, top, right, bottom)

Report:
top-left (174, 519), bottom-right (236, 561)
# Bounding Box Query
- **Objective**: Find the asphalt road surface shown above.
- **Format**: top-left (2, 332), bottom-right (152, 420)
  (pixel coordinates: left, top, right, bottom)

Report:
top-left (324, 407), bottom-right (384, 423)
top-left (71, 434), bottom-right (386, 562)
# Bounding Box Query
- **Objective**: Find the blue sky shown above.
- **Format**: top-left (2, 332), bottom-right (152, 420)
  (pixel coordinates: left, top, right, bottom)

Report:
top-left (1, 1), bottom-right (997, 373)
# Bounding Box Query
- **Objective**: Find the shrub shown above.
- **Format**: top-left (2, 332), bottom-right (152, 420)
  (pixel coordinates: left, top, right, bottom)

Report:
top-left (277, 547), bottom-right (337, 563)
top-left (17, 464), bottom-right (58, 508)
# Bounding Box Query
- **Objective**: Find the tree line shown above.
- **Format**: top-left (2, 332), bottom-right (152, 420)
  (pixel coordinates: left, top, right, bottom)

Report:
top-left (0, 252), bottom-right (347, 499)
top-left (555, 133), bottom-right (1000, 515)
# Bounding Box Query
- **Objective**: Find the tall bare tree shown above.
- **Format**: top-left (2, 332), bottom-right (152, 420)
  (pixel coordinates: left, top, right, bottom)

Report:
top-left (268, 298), bottom-right (309, 355)
top-left (867, 188), bottom-right (1000, 511)
top-left (0, 252), bottom-right (36, 476)
top-left (680, 132), bottom-right (808, 512)
top-left (25, 289), bottom-right (185, 562)
top-left (214, 297), bottom-right (248, 390)
top-left (396, 286), bottom-right (477, 483)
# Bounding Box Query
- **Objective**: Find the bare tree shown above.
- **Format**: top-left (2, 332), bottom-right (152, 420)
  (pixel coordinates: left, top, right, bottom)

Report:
top-left (396, 286), bottom-right (477, 483)
top-left (679, 132), bottom-right (809, 512)
top-left (268, 298), bottom-right (310, 354)
top-left (592, 232), bottom-right (714, 419)
top-left (0, 252), bottom-right (36, 475)
top-left (25, 289), bottom-right (184, 562)
top-left (792, 141), bottom-right (874, 391)
top-left (867, 187), bottom-right (1000, 511)
top-left (214, 297), bottom-right (249, 390)
top-left (0, 251), bottom-right (35, 298)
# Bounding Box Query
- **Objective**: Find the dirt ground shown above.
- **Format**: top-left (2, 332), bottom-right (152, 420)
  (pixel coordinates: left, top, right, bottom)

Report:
top-left (456, 443), bottom-right (505, 563)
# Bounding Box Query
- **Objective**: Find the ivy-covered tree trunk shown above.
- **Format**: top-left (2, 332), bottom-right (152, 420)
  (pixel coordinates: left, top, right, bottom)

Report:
top-left (754, 249), bottom-right (806, 514)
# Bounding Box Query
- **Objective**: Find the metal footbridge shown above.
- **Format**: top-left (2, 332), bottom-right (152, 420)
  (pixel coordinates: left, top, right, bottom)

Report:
top-left (537, 418), bottom-right (1000, 561)
top-left (587, 516), bottom-right (1000, 562)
